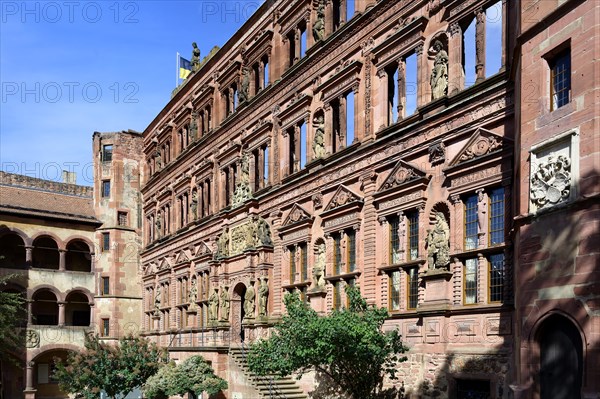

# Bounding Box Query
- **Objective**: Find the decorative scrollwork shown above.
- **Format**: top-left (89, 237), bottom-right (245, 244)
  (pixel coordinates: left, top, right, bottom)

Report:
top-left (530, 155), bottom-right (571, 209)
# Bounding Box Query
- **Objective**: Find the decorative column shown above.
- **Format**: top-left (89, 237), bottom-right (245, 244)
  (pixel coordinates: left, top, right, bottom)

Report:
top-left (25, 245), bottom-right (33, 267)
top-left (294, 28), bottom-right (301, 62)
top-left (338, 95), bottom-right (347, 148)
top-left (475, 8), bottom-right (486, 83)
top-left (25, 361), bottom-right (35, 393)
top-left (258, 147), bottom-right (265, 189)
top-left (359, 172), bottom-right (378, 303)
top-left (397, 58), bottom-right (406, 120)
top-left (415, 43), bottom-right (427, 107)
top-left (448, 22), bottom-right (464, 95)
top-left (58, 301), bottom-right (66, 326)
top-left (417, 205), bottom-right (426, 261)
top-left (58, 249), bottom-right (66, 271)
top-left (27, 300), bottom-right (33, 325)
top-left (378, 216), bottom-right (389, 266)
top-left (450, 194), bottom-right (463, 253)
top-left (376, 68), bottom-right (388, 129)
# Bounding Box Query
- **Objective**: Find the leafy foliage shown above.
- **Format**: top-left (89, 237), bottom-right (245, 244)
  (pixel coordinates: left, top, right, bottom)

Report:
top-left (0, 273), bottom-right (26, 363)
top-left (143, 355), bottom-right (227, 399)
top-left (247, 285), bottom-right (408, 399)
top-left (54, 334), bottom-right (167, 399)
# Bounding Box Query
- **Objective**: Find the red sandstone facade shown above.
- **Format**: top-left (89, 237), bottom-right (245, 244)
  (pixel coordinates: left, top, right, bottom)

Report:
top-left (138, 0), bottom-right (526, 397)
top-left (513, 1), bottom-right (600, 398)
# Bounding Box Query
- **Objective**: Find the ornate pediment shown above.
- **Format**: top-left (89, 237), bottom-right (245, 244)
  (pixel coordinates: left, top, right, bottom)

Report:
top-left (324, 185), bottom-right (362, 212)
top-left (195, 241), bottom-right (212, 257)
top-left (282, 204), bottom-right (312, 227)
top-left (157, 257), bottom-right (172, 272)
top-left (175, 250), bottom-right (190, 264)
top-left (378, 160), bottom-right (426, 193)
top-left (449, 128), bottom-right (511, 167)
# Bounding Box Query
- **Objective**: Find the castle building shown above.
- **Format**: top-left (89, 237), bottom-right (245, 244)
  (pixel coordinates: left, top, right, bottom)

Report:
top-left (0, 129), bottom-right (144, 399)
top-left (513, 1), bottom-right (600, 398)
top-left (0, 171), bottom-right (100, 399)
top-left (138, 0), bottom-right (525, 397)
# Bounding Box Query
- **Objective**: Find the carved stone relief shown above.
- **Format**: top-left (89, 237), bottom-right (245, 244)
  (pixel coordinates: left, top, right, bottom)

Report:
top-left (459, 135), bottom-right (502, 162)
top-left (530, 155), bottom-right (571, 209)
top-left (25, 329), bottom-right (40, 348)
top-left (429, 142), bottom-right (446, 165)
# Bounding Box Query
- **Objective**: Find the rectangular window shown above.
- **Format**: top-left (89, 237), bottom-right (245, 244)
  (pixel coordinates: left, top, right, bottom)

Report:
top-left (464, 258), bottom-right (478, 305)
top-left (389, 271), bottom-right (401, 311)
top-left (407, 266), bottom-right (419, 309)
top-left (102, 145), bottom-right (113, 162)
top-left (550, 49), bottom-right (571, 111)
top-left (101, 232), bottom-right (110, 252)
top-left (464, 194), bottom-right (478, 250)
top-left (407, 211), bottom-right (419, 260)
top-left (489, 253), bottom-right (505, 302)
top-left (346, 230), bottom-right (356, 272)
top-left (117, 211), bottom-right (128, 227)
top-left (389, 215), bottom-right (400, 264)
top-left (263, 146), bottom-right (269, 186)
top-left (489, 187), bottom-right (505, 245)
top-left (405, 53), bottom-right (418, 116)
top-left (101, 318), bottom-right (110, 337)
top-left (101, 180), bottom-right (111, 198)
top-left (456, 379), bottom-right (491, 398)
top-left (299, 24), bottom-right (307, 58)
top-left (333, 281), bottom-right (342, 310)
top-left (290, 246), bottom-right (296, 283)
top-left (333, 234), bottom-right (342, 275)
top-left (101, 277), bottom-right (110, 295)
top-left (300, 123), bottom-right (307, 170)
top-left (387, 66), bottom-right (398, 125)
top-left (300, 243), bottom-right (308, 281)
top-left (346, 91), bottom-right (355, 146)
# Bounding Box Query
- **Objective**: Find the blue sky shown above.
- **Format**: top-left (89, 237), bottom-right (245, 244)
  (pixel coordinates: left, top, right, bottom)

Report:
top-left (1, 1), bottom-right (260, 185)
top-left (0, 1), bottom-right (501, 186)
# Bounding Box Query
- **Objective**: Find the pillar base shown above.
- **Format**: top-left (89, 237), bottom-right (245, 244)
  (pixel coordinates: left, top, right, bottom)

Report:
top-left (24, 389), bottom-right (37, 399)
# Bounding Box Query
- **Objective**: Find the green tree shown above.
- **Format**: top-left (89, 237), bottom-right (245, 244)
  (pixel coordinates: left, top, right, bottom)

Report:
top-left (54, 334), bottom-right (167, 399)
top-left (0, 273), bottom-right (26, 361)
top-left (247, 285), bottom-right (409, 399)
top-left (143, 355), bottom-right (227, 399)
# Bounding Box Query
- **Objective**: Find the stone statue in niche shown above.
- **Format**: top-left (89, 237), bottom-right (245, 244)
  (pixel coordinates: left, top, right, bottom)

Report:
top-left (191, 42), bottom-right (201, 72)
top-left (257, 217), bottom-right (273, 246)
top-left (220, 286), bottom-right (230, 321)
top-left (530, 155), bottom-right (571, 209)
top-left (189, 111), bottom-right (198, 141)
top-left (239, 67), bottom-right (250, 103)
top-left (258, 277), bottom-right (269, 316)
top-left (217, 227), bottom-right (229, 258)
top-left (245, 218), bottom-right (258, 249)
top-left (395, 214), bottom-right (406, 263)
top-left (244, 283), bottom-right (255, 318)
top-left (190, 191), bottom-right (198, 220)
top-left (232, 152), bottom-right (252, 206)
top-left (155, 213), bottom-right (162, 239)
top-left (426, 212), bottom-right (450, 269)
top-left (208, 289), bottom-right (218, 320)
top-left (429, 142), bottom-right (446, 165)
top-left (313, 242), bottom-right (326, 288)
top-left (312, 114), bottom-right (326, 159)
top-left (154, 287), bottom-right (161, 313)
top-left (155, 151), bottom-right (162, 171)
top-left (429, 40), bottom-right (449, 100)
top-left (188, 279), bottom-right (198, 310)
top-left (477, 189), bottom-right (487, 233)
top-left (313, 0), bottom-right (325, 41)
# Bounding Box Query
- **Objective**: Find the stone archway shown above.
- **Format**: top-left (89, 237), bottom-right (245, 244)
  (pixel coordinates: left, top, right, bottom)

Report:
top-left (231, 283), bottom-right (247, 343)
top-left (537, 314), bottom-right (583, 399)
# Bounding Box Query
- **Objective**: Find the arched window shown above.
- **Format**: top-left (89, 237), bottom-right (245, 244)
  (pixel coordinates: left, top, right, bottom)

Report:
top-left (0, 233), bottom-right (27, 269)
top-left (65, 291), bottom-right (91, 326)
top-left (32, 290), bottom-right (59, 325)
top-left (66, 240), bottom-right (92, 272)
top-left (32, 236), bottom-right (59, 270)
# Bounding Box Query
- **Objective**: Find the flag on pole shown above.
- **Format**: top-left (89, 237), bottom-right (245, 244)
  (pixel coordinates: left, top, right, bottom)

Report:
top-left (179, 56), bottom-right (192, 80)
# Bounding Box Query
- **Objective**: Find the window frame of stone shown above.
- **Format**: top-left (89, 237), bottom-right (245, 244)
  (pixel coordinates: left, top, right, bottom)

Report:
top-left (279, 203), bottom-right (314, 291)
top-left (101, 232), bottom-right (110, 252)
top-left (192, 86), bottom-right (215, 136)
top-left (547, 45), bottom-right (571, 112)
top-left (488, 252), bottom-right (505, 303)
top-left (464, 193), bottom-right (479, 251)
top-left (528, 128), bottom-right (579, 214)
top-left (117, 211), bottom-right (128, 227)
top-left (102, 144), bottom-right (113, 162)
top-left (243, 29), bottom-right (273, 97)
top-left (101, 180), bottom-right (111, 198)
top-left (279, 5), bottom-right (310, 69)
top-left (463, 257), bottom-right (479, 305)
top-left (446, 0), bottom-right (507, 93)
top-left (371, 17), bottom-right (427, 126)
top-left (101, 276), bottom-right (110, 295)
top-left (277, 94), bottom-right (311, 177)
top-left (488, 186), bottom-right (505, 246)
top-left (101, 318), bottom-right (110, 337)
top-left (215, 60), bottom-right (242, 121)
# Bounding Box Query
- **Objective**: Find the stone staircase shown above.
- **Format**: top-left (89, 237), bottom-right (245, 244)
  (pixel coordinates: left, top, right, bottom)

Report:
top-left (229, 346), bottom-right (308, 399)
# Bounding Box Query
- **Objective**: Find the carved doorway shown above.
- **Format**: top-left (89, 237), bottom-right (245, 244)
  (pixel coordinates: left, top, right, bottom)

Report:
top-left (231, 283), bottom-right (247, 343)
top-left (538, 315), bottom-right (583, 399)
